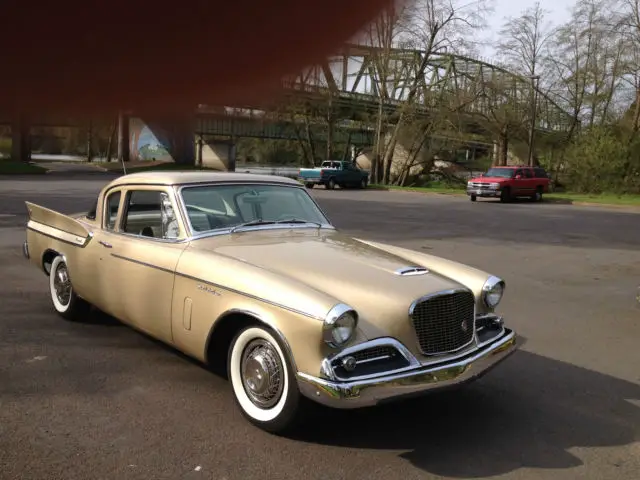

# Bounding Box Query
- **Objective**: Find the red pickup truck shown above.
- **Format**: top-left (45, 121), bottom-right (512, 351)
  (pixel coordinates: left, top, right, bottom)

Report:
top-left (466, 165), bottom-right (551, 203)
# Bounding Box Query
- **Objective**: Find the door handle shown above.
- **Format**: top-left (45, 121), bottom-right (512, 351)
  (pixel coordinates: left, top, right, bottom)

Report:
top-left (98, 240), bottom-right (112, 248)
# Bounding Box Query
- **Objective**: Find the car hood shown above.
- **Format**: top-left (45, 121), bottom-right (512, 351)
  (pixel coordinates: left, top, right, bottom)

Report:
top-left (470, 176), bottom-right (509, 183)
top-left (190, 228), bottom-right (467, 338)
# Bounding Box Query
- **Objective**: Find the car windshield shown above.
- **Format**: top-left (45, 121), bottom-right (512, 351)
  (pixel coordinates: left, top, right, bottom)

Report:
top-left (484, 168), bottom-right (515, 178)
top-left (180, 183), bottom-right (331, 234)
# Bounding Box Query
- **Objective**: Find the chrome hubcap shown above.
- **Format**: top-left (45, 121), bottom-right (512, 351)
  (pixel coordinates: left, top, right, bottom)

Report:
top-left (241, 339), bottom-right (284, 409)
top-left (53, 264), bottom-right (71, 306)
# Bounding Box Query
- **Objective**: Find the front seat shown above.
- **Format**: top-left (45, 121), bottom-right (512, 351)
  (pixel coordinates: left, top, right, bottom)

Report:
top-left (140, 226), bottom-right (155, 238)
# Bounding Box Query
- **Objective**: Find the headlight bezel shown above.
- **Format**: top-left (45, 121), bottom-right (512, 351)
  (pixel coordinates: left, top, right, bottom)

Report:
top-left (482, 275), bottom-right (505, 309)
top-left (323, 303), bottom-right (358, 348)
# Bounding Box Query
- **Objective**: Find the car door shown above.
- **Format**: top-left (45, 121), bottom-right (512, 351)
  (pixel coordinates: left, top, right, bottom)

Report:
top-left (521, 167), bottom-right (535, 195)
top-left (96, 186), bottom-right (188, 343)
top-left (342, 162), bottom-right (359, 186)
top-left (512, 168), bottom-right (527, 195)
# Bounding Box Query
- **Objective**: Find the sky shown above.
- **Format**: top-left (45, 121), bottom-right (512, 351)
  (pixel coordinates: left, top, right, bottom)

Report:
top-left (480, 0), bottom-right (575, 59)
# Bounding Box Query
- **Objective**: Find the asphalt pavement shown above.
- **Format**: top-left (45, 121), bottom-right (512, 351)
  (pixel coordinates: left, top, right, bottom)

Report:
top-left (1, 174), bottom-right (639, 480)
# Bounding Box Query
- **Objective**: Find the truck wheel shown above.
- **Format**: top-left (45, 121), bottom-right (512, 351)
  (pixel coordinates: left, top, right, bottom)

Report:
top-left (470, 194), bottom-right (477, 202)
top-left (532, 187), bottom-right (543, 202)
top-left (360, 178), bottom-right (368, 189)
top-left (325, 178), bottom-right (336, 190)
top-left (228, 325), bottom-right (305, 434)
top-left (304, 183), bottom-right (314, 189)
top-left (49, 255), bottom-right (91, 321)
top-left (500, 188), bottom-right (511, 203)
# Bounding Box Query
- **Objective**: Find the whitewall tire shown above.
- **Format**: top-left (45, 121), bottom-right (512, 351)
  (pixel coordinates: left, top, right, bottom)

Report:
top-left (228, 325), bottom-right (303, 433)
top-left (49, 255), bottom-right (90, 321)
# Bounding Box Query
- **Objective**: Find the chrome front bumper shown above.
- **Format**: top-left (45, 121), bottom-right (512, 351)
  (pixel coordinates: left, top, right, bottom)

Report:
top-left (297, 328), bottom-right (517, 409)
top-left (23, 240), bottom-right (29, 259)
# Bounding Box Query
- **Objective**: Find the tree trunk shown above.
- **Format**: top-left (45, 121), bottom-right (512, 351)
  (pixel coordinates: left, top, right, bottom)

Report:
top-left (304, 116), bottom-right (316, 166)
top-left (325, 101), bottom-right (334, 160)
top-left (86, 120), bottom-right (93, 162)
top-left (104, 117), bottom-right (117, 163)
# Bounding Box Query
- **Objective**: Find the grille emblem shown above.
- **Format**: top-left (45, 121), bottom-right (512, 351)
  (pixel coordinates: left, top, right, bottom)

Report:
top-left (461, 320), bottom-right (468, 333)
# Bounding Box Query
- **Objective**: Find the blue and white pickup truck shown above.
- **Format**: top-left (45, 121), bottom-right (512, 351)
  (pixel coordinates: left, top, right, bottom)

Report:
top-left (298, 160), bottom-right (370, 190)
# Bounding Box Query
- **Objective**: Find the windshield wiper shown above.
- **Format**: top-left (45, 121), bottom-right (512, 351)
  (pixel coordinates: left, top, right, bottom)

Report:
top-left (274, 218), bottom-right (322, 227)
top-left (229, 219), bottom-right (277, 233)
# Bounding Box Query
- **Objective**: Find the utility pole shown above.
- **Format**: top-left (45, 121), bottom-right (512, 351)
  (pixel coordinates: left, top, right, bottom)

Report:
top-left (527, 75), bottom-right (540, 167)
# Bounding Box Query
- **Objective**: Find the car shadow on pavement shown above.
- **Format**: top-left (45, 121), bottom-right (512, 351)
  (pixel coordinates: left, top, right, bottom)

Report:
top-left (291, 348), bottom-right (640, 478)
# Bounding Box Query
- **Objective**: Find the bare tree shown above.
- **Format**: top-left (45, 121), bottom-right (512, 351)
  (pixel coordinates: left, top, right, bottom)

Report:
top-left (363, 0), bottom-right (490, 184)
top-left (615, 0), bottom-right (640, 134)
top-left (496, 2), bottom-right (555, 78)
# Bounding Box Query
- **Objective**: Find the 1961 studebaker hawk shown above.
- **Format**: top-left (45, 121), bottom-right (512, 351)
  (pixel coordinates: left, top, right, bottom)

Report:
top-left (23, 171), bottom-right (517, 433)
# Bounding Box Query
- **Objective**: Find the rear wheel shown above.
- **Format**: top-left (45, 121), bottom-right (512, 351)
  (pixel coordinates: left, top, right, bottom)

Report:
top-left (325, 178), bottom-right (336, 190)
top-left (228, 325), bottom-right (304, 434)
top-left (360, 178), bottom-right (368, 189)
top-left (49, 255), bottom-right (91, 321)
top-left (304, 183), bottom-right (314, 189)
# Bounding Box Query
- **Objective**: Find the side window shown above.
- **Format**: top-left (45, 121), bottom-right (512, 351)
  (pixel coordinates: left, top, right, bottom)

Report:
top-left (523, 169), bottom-right (533, 178)
top-left (515, 169), bottom-right (524, 178)
top-left (122, 190), bottom-right (180, 240)
top-left (104, 191), bottom-right (121, 231)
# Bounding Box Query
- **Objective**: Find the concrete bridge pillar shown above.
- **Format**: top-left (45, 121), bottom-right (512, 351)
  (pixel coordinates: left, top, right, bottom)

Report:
top-left (130, 114), bottom-right (196, 165)
top-left (198, 135), bottom-right (236, 171)
top-left (117, 112), bottom-right (130, 163)
top-left (11, 113), bottom-right (31, 162)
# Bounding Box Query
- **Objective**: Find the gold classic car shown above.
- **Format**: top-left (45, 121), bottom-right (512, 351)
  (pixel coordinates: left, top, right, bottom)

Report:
top-left (22, 171), bottom-right (517, 433)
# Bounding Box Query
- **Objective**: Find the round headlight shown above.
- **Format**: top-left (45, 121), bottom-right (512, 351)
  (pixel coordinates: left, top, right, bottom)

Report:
top-left (482, 276), bottom-right (505, 308)
top-left (323, 304), bottom-right (358, 348)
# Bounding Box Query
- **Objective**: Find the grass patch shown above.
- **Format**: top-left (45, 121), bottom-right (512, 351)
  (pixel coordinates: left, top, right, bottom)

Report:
top-left (371, 182), bottom-right (640, 207)
top-left (0, 161), bottom-right (48, 175)
top-left (370, 182), bottom-right (465, 195)
top-left (545, 192), bottom-right (640, 206)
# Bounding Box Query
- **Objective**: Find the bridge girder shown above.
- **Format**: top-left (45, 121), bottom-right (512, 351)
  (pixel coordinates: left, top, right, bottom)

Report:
top-left (280, 42), bottom-right (575, 135)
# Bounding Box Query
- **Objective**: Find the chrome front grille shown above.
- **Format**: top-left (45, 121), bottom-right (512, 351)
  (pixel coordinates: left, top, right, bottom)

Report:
top-left (468, 182), bottom-right (491, 189)
top-left (410, 290), bottom-right (475, 355)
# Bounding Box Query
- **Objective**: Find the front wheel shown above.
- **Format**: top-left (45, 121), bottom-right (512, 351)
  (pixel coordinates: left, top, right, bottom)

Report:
top-left (228, 325), bottom-right (304, 434)
top-left (470, 194), bottom-right (477, 202)
top-left (49, 255), bottom-right (91, 321)
top-left (360, 178), bottom-right (368, 189)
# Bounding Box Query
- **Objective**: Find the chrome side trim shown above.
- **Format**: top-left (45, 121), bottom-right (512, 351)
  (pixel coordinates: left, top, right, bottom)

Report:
top-left (321, 337), bottom-right (421, 382)
top-left (22, 241), bottom-right (30, 259)
top-left (109, 253), bottom-right (324, 320)
top-left (408, 287), bottom-right (477, 357)
top-left (110, 253), bottom-right (175, 275)
top-left (27, 221), bottom-right (94, 248)
top-left (297, 328), bottom-right (518, 409)
top-left (395, 266), bottom-right (429, 276)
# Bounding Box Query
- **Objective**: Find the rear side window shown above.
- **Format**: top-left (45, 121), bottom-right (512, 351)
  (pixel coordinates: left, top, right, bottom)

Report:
top-left (533, 168), bottom-right (548, 178)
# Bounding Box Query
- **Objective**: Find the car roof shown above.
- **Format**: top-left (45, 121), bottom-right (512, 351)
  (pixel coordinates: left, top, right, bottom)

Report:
top-left (106, 170), bottom-right (301, 188)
